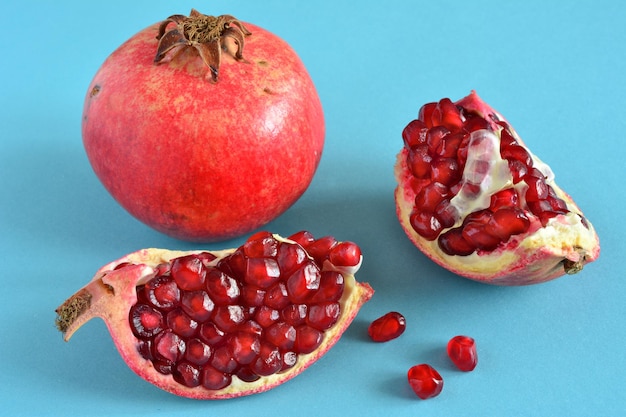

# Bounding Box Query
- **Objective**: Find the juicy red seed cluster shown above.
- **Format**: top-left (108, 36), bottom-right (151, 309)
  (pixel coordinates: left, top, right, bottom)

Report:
top-left (129, 231), bottom-right (350, 390)
top-left (367, 312), bottom-right (406, 342)
top-left (403, 98), bottom-right (571, 256)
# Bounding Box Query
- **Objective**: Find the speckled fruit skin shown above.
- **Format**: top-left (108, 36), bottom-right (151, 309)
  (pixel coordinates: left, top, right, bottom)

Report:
top-left (82, 20), bottom-right (324, 242)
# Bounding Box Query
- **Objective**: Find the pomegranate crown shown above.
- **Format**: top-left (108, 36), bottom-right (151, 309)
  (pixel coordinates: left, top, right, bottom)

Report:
top-left (154, 9), bottom-right (251, 82)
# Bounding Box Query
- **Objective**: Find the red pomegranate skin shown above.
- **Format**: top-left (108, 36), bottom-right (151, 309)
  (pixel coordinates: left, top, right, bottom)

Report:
top-left (82, 19), bottom-right (325, 242)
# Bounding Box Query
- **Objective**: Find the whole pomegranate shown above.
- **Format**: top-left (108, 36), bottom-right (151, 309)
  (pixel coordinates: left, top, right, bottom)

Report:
top-left (55, 231), bottom-right (373, 399)
top-left (395, 91), bottom-right (600, 285)
top-left (82, 9), bottom-right (325, 242)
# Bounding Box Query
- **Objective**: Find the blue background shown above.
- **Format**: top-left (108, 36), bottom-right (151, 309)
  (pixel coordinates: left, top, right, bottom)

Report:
top-left (1, 1), bottom-right (624, 416)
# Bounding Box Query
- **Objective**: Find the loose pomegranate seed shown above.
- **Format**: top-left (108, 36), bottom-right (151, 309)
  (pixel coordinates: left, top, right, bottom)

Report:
top-left (368, 312), bottom-right (406, 342)
top-left (407, 364), bottom-right (444, 400)
top-left (447, 335), bottom-right (477, 371)
top-left (127, 232), bottom-right (355, 391)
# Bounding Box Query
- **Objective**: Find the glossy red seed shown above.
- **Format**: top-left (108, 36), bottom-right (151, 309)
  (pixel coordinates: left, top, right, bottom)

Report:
top-left (170, 254), bottom-right (206, 291)
top-left (307, 302), bottom-right (340, 330)
top-left (265, 322), bottom-right (296, 350)
top-left (287, 230), bottom-right (315, 248)
top-left (173, 362), bottom-right (201, 387)
top-left (447, 335), bottom-right (478, 371)
top-left (276, 241), bottom-right (308, 276)
top-left (294, 325), bottom-right (324, 354)
top-left (166, 308), bottom-right (198, 338)
top-left (410, 211), bottom-right (443, 241)
top-left (407, 364), bottom-right (444, 400)
top-left (402, 119), bottom-right (428, 148)
top-left (306, 236), bottom-right (338, 266)
top-left (205, 269), bottom-right (240, 305)
top-left (485, 208), bottom-right (530, 240)
top-left (434, 199), bottom-right (457, 228)
top-left (281, 304), bottom-right (307, 326)
top-left (254, 305), bottom-right (280, 327)
top-left (501, 143), bottom-right (532, 167)
top-left (252, 342), bottom-right (282, 376)
top-left (430, 157), bottom-right (461, 186)
top-left (184, 338), bottom-right (211, 365)
top-left (367, 312), bottom-right (406, 342)
top-left (462, 222), bottom-right (501, 251)
top-left (407, 145), bottom-right (432, 178)
top-left (489, 188), bottom-right (519, 211)
top-left (438, 228), bottom-right (475, 256)
top-left (264, 282), bottom-right (290, 310)
top-left (201, 366), bottom-right (231, 390)
top-left (286, 262), bottom-right (321, 303)
top-left (437, 98), bottom-right (464, 131)
top-left (228, 331), bottom-right (261, 365)
top-left (154, 330), bottom-right (185, 363)
top-left (414, 182), bottom-right (449, 212)
top-left (130, 304), bottom-right (163, 338)
top-left (524, 172), bottom-right (549, 202)
top-left (144, 275), bottom-right (180, 310)
top-left (180, 290), bottom-right (214, 322)
top-left (244, 257), bottom-right (281, 289)
top-left (243, 233), bottom-right (279, 258)
top-left (418, 102), bottom-right (437, 127)
top-left (426, 125), bottom-right (450, 154)
top-left (310, 271), bottom-right (344, 303)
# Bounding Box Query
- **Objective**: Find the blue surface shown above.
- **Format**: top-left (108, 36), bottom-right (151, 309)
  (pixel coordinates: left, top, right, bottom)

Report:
top-left (1, 1), bottom-right (624, 416)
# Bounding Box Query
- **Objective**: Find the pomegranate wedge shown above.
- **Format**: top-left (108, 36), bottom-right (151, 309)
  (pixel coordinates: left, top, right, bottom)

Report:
top-left (395, 91), bottom-right (600, 285)
top-left (55, 232), bottom-right (373, 399)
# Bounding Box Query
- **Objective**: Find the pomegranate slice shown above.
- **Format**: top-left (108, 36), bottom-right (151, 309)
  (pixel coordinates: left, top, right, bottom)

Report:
top-left (55, 232), bottom-right (373, 399)
top-left (395, 91), bottom-right (600, 285)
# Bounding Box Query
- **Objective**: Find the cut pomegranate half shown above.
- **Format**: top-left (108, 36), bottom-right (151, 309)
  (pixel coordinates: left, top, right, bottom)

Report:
top-left (55, 232), bottom-right (373, 399)
top-left (395, 91), bottom-right (600, 285)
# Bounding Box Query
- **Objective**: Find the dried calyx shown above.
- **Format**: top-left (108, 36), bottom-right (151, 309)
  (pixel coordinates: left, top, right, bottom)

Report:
top-left (154, 9), bottom-right (251, 81)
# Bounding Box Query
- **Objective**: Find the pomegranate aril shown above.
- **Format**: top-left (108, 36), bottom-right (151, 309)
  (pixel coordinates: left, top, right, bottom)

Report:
top-left (485, 208), bottom-right (530, 240)
top-left (294, 325), bottom-right (324, 354)
top-left (154, 330), bottom-right (186, 363)
top-left (437, 97), bottom-right (464, 131)
top-left (170, 254), bottom-right (206, 291)
top-left (368, 312), bottom-right (406, 342)
top-left (264, 282), bottom-right (290, 310)
top-left (407, 364), bottom-right (444, 400)
top-left (426, 125), bottom-right (450, 154)
top-left (281, 351), bottom-right (298, 371)
top-left (130, 303), bottom-right (163, 338)
top-left (418, 101), bottom-right (437, 127)
top-left (407, 145), bottom-right (432, 178)
top-left (434, 200), bottom-right (457, 228)
top-left (524, 170), bottom-right (549, 202)
top-left (240, 286), bottom-right (266, 307)
top-left (184, 338), bottom-right (212, 365)
top-left (508, 159), bottom-right (528, 183)
top-left (462, 222), bottom-right (500, 251)
top-left (167, 308), bottom-right (198, 338)
top-left (463, 114), bottom-right (490, 132)
top-left (410, 210), bottom-right (443, 241)
top-left (265, 322), bottom-right (296, 350)
top-left (310, 271), bottom-right (344, 303)
top-left (501, 143), bottom-right (533, 167)
top-left (287, 230), bottom-right (315, 248)
top-left (447, 335), bottom-right (477, 371)
top-left (173, 362), bottom-right (201, 387)
top-left (328, 241), bottom-right (362, 267)
top-left (436, 131), bottom-right (466, 158)
top-left (212, 305), bottom-right (245, 332)
top-left (286, 262), bottom-right (321, 303)
top-left (144, 275), bottom-right (180, 310)
top-left (252, 342), bottom-right (282, 376)
top-left (244, 257), bottom-right (281, 289)
top-left (199, 322), bottom-right (225, 345)
top-left (211, 345), bottom-right (238, 373)
top-left (307, 302), bottom-right (340, 330)
top-left (402, 119), bottom-right (428, 148)
top-left (438, 228), bottom-right (475, 256)
top-left (243, 233), bottom-right (279, 258)
top-left (228, 331), bottom-right (261, 365)
top-left (489, 188), bottom-right (519, 211)
top-left (236, 366), bottom-right (261, 382)
top-left (201, 366), bottom-right (231, 390)
top-left (205, 269), bottom-right (240, 305)
top-left (282, 304), bottom-right (307, 326)
top-left (430, 157), bottom-right (461, 186)
top-left (306, 236), bottom-right (338, 266)
top-left (254, 305), bottom-right (280, 327)
top-left (414, 182), bottom-right (449, 212)
top-left (180, 290), bottom-right (214, 322)
top-left (276, 241), bottom-right (308, 276)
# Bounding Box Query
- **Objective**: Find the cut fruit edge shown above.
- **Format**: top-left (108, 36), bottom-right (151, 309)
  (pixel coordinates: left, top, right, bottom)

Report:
top-left (394, 92), bottom-right (600, 285)
top-left (55, 237), bottom-right (374, 399)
